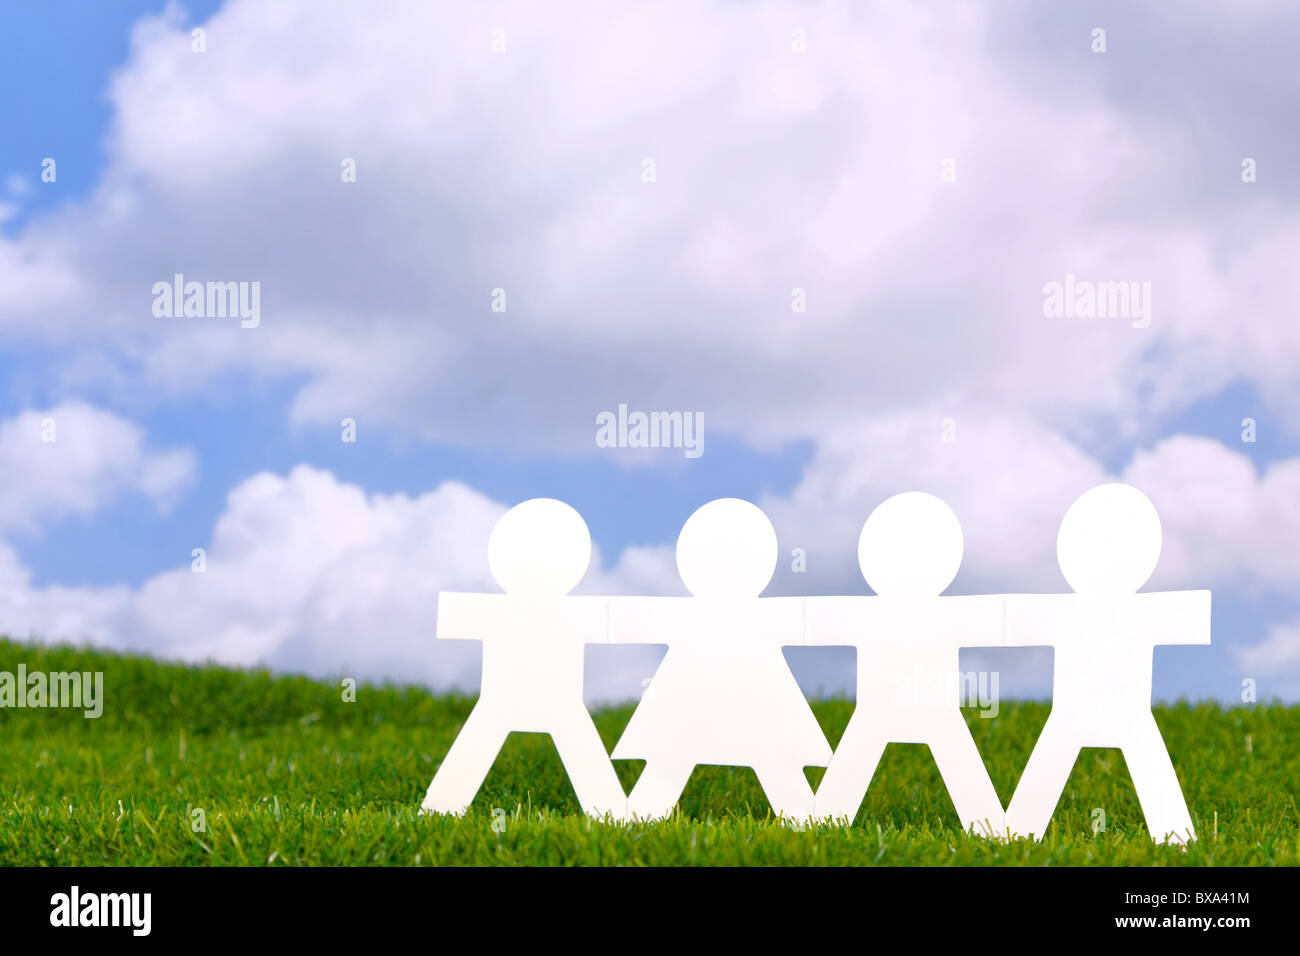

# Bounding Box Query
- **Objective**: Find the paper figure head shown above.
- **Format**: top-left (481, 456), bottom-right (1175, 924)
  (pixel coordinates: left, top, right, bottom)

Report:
top-left (857, 492), bottom-right (963, 597)
top-left (1057, 482), bottom-right (1161, 594)
top-left (488, 498), bottom-right (591, 595)
top-left (676, 498), bottom-right (777, 597)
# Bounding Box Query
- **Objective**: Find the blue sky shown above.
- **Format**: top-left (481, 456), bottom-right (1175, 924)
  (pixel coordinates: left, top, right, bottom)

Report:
top-left (1, 1), bottom-right (1298, 705)
top-left (0, 1), bottom-right (221, 228)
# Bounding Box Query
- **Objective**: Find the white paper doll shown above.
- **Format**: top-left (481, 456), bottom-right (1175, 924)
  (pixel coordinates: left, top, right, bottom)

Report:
top-left (609, 498), bottom-right (831, 823)
top-left (421, 498), bottom-right (627, 819)
top-left (1003, 483), bottom-right (1209, 845)
top-left (806, 492), bottom-right (1006, 837)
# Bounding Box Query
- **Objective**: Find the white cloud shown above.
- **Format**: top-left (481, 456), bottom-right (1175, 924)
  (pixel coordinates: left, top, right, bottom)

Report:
top-left (1125, 435), bottom-right (1300, 594)
top-left (0, 0), bottom-right (1296, 454)
top-left (0, 540), bottom-right (133, 649)
top-left (1233, 618), bottom-right (1300, 700)
top-left (0, 402), bottom-right (196, 533)
top-left (1235, 619), bottom-right (1300, 671)
top-left (124, 466), bottom-right (506, 682)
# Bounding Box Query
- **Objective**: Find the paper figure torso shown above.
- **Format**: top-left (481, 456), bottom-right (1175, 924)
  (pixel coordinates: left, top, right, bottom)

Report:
top-left (1007, 591), bottom-right (1211, 733)
top-left (611, 596), bottom-right (830, 767)
top-left (440, 593), bottom-right (604, 726)
top-left (808, 595), bottom-right (1002, 727)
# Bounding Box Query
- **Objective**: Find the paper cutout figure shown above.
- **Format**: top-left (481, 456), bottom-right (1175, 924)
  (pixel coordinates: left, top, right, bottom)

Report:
top-left (1003, 483), bottom-right (1210, 845)
top-left (608, 498), bottom-right (831, 823)
top-left (421, 498), bottom-right (627, 819)
top-left (806, 492), bottom-right (1006, 837)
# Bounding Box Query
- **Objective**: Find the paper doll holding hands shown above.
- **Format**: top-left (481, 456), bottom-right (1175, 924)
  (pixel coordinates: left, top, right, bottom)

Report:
top-left (609, 498), bottom-right (831, 823)
top-left (1003, 484), bottom-right (1209, 845)
top-left (806, 493), bottom-right (1006, 836)
top-left (422, 498), bottom-right (626, 819)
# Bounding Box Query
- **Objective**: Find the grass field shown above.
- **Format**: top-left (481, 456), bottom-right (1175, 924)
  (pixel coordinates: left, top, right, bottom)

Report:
top-left (0, 637), bottom-right (1295, 866)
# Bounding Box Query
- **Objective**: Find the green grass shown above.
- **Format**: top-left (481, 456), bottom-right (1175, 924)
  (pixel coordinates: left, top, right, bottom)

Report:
top-left (0, 637), bottom-right (1295, 865)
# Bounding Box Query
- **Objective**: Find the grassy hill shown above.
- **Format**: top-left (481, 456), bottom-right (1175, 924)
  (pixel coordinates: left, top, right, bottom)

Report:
top-left (0, 638), bottom-right (1294, 865)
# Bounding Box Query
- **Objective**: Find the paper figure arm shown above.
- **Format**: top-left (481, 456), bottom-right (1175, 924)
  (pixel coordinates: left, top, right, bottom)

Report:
top-left (804, 596), bottom-right (871, 646)
top-left (438, 592), bottom-right (612, 645)
top-left (1139, 590), bottom-right (1212, 646)
top-left (760, 596), bottom-right (808, 647)
top-left (943, 594), bottom-right (1006, 648)
top-left (607, 596), bottom-right (689, 645)
top-left (1004, 593), bottom-right (1078, 647)
top-left (436, 592), bottom-right (507, 642)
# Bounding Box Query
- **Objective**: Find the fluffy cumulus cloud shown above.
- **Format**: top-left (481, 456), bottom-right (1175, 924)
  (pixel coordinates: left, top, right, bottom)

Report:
top-left (2, 0), bottom-right (1299, 452)
top-left (1126, 436), bottom-right (1300, 595)
top-left (0, 402), bottom-right (196, 533)
top-left (1234, 618), bottom-right (1300, 699)
top-left (0, 540), bottom-right (133, 651)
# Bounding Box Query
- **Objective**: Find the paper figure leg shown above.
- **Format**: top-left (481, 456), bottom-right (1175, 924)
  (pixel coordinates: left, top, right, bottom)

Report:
top-left (421, 706), bottom-right (511, 815)
top-left (812, 721), bottom-right (888, 823)
top-left (755, 764), bottom-right (816, 824)
top-left (925, 715), bottom-right (1005, 838)
top-left (1004, 718), bottom-right (1079, 841)
top-left (1121, 716), bottom-right (1196, 845)
top-left (626, 758), bottom-right (695, 821)
top-left (550, 713), bottom-right (628, 821)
